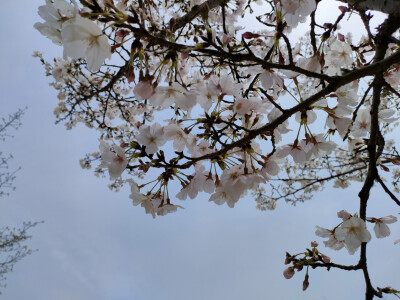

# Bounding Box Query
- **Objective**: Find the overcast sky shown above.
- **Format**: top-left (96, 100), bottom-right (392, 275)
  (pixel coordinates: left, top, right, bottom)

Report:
top-left (0, 1), bottom-right (399, 299)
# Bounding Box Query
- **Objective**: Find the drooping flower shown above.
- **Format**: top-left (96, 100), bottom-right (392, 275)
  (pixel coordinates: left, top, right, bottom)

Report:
top-left (133, 80), bottom-right (154, 100)
top-left (276, 142), bottom-right (307, 163)
top-left (259, 157), bottom-right (280, 180)
top-left (156, 204), bottom-right (184, 216)
top-left (315, 225), bottom-right (345, 251)
top-left (371, 215), bottom-right (397, 239)
top-left (99, 140), bottom-right (128, 180)
top-left (209, 187), bottom-right (241, 208)
top-left (176, 164), bottom-right (215, 200)
top-left (149, 83), bottom-right (187, 109)
top-left (61, 15), bottom-right (111, 72)
top-left (300, 134), bottom-right (336, 160)
top-left (294, 110), bottom-right (317, 125)
top-left (325, 115), bottom-right (352, 139)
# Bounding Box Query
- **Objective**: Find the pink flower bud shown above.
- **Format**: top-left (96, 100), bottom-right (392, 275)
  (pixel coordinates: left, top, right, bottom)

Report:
top-left (242, 32), bottom-right (260, 39)
top-left (116, 29), bottom-right (130, 38)
top-left (283, 267), bottom-right (295, 279)
top-left (322, 254), bottom-right (330, 263)
top-left (311, 241), bottom-right (318, 247)
top-left (337, 33), bottom-right (345, 42)
top-left (337, 209), bottom-right (351, 221)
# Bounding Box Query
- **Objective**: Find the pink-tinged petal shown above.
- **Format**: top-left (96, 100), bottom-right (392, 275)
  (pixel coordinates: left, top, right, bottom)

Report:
top-left (306, 110), bottom-right (317, 124)
top-left (334, 117), bottom-right (352, 138)
top-left (275, 146), bottom-right (291, 158)
top-left (315, 226), bottom-right (331, 238)
top-left (356, 227), bottom-right (371, 243)
top-left (334, 227), bottom-right (347, 241)
top-left (133, 81), bottom-right (154, 100)
top-left (263, 159), bottom-right (280, 176)
top-left (62, 39), bottom-right (88, 59)
top-left (380, 215), bottom-right (398, 224)
top-left (344, 233), bottom-right (362, 254)
top-left (291, 148), bottom-right (306, 163)
top-left (203, 179), bottom-right (215, 193)
top-left (337, 209), bottom-right (351, 221)
top-left (374, 222), bottom-right (391, 239)
top-left (142, 199), bottom-right (156, 218)
top-left (34, 22), bottom-right (62, 44)
top-left (209, 190), bottom-right (227, 206)
top-left (323, 237), bottom-right (344, 250)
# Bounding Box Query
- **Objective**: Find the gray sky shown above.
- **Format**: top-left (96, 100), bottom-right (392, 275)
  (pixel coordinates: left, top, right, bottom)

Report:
top-left (0, 1), bottom-right (399, 299)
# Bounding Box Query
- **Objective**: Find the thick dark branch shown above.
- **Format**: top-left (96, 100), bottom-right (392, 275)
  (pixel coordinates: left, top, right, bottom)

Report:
top-left (356, 13), bottom-right (400, 300)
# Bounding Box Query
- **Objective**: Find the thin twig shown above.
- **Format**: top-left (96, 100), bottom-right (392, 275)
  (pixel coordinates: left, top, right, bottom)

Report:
top-left (376, 176), bottom-right (400, 206)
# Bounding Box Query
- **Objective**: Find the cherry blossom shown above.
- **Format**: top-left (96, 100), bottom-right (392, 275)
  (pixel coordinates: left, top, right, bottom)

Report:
top-left (149, 83), bottom-right (189, 109)
top-left (61, 15), bottom-right (111, 72)
top-left (133, 80), bottom-right (154, 101)
top-left (276, 142), bottom-right (307, 164)
top-left (176, 164), bottom-right (215, 200)
top-left (34, 0), bottom-right (75, 45)
top-left (335, 216), bottom-right (372, 255)
top-left (337, 210), bottom-right (352, 221)
top-left (352, 109), bottom-right (371, 138)
top-left (315, 225), bottom-right (345, 251)
top-left (34, 0), bottom-right (400, 295)
top-left (99, 140), bottom-right (127, 180)
top-left (135, 123), bottom-right (166, 154)
top-left (370, 215), bottom-right (397, 239)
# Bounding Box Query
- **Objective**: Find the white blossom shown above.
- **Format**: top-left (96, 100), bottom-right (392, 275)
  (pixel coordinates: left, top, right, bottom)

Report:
top-left (99, 140), bottom-right (127, 180)
top-left (371, 215), bottom-right (397, 239)
top-left (61, 15), bottom-right (111, 72)
top-left (136, 123), bottom-right (166, 154)
top-left (335, 217), bottom-right (371, 255)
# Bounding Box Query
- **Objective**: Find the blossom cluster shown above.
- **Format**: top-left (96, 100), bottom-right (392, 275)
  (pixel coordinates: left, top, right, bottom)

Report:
top-left (316, 210), bottom-right (397, 254)
top-left (33, 0), bottom-right (400, 216)
top-left (35, 0), bottom-right (111, 72)
top-left (35, 0), bottom-right (400, 296)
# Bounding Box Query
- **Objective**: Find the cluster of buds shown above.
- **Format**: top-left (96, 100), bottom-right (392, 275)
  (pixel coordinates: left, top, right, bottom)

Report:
top-left (283, 241), bottom-right (331, 291)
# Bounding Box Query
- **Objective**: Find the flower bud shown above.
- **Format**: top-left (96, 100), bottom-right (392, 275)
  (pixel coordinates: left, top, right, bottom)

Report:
top-left (322, 254), bottom-right (331, 263)
top-left (242, 32), bottom-right (260, 39)
top-left (283, 267), bottom-right (295, 279)
top-left (200, 3), bottom-right (209, 21)
top-left (302, 274), bottom-right (309, 291)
